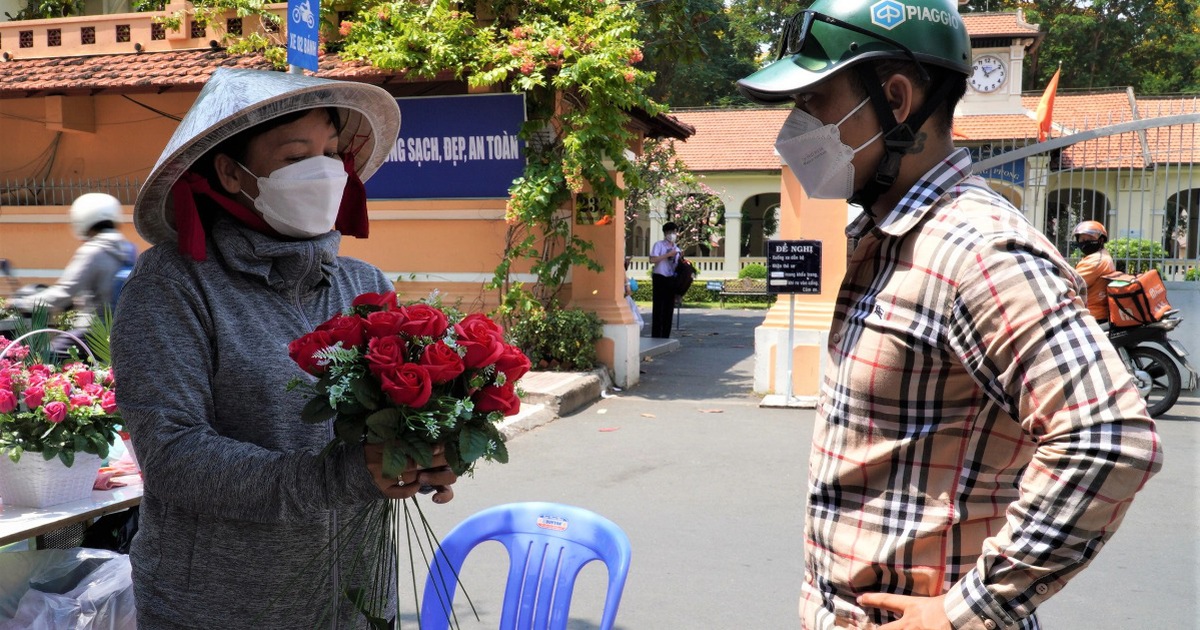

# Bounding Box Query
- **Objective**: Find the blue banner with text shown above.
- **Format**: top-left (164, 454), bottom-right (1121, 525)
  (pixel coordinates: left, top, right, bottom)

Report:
top-left (366, 93), bottom-right (527, 200)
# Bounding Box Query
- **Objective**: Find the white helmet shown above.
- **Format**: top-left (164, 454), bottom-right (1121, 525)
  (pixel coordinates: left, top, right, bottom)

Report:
top-left (69, 193), bottom-right (122, 240)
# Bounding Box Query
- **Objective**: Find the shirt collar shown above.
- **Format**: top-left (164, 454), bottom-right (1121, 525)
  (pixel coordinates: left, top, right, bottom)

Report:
top-left (847, 148), bottom-right (974, 240)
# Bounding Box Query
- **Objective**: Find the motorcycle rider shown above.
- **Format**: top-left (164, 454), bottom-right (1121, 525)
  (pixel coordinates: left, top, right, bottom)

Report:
top-left (1074, 220), bottom-right (1115, 323)
top-left (9, 192), bottom-right (136, 331)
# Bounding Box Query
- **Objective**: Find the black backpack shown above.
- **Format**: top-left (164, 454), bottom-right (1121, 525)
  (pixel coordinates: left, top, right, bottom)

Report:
top-left (674, 257), bottom-right (697, 296)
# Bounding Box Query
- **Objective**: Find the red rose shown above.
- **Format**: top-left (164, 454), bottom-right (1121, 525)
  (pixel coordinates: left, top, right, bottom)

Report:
top-left (456, 313), bottom-right (505, 368)
top-left (365, 336), bottom-right (409, 379)
top-left (420, 341), bottom-right (466, 384)
top-left (352, 291), bottom-right (397, 310)
top-left (316, 314), bottom-right (366, 350)
top-left (380, 363), bottom-right (433, 408)
top-left (494, 344), bottom-right (531, 382)
top-left (474, 383), bottom-right (520, 416)
top-left (364, 310), bottom-right (406, 339)
top-left (288, 330), bottom-right (335, 375)
top-left (397, 304), bottom-right (449, 339)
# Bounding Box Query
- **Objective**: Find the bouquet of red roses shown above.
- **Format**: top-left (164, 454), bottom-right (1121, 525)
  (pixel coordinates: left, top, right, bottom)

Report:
top-left (287, 291), bottom-right (529, 480)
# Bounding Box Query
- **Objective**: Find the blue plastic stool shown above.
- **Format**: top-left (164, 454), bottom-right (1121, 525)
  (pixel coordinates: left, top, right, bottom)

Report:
top-left (420, 502), bottom-right (632, 630)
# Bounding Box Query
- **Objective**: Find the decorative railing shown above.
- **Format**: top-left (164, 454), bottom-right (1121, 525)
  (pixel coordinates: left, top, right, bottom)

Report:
top-left (626, 256), bottom-right (766, 279)
top-left (0, 1), bottom-right (286, 60)
top-left (0, 177), bottom-right (141, 206)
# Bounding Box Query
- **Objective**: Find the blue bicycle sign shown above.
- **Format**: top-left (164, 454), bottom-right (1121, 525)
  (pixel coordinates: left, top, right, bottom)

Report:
top-left (286, 0), bottom-right (319, 71)
top-left (291, 0), bottom-right (315, 28)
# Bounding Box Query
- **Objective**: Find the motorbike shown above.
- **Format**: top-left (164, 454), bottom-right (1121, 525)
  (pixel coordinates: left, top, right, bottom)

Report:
top-left (1107, 310), bottom-right (1198, 418)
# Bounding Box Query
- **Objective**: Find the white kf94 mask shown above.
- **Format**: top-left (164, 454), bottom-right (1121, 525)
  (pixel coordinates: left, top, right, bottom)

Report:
top-left (774, 98), bottom-right (882, 200)
top-left (239, 155), bottom-right (348, 239)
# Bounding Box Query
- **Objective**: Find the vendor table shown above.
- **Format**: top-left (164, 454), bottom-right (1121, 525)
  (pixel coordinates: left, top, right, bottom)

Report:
top-left (0, 476), bottom-right (142, 549)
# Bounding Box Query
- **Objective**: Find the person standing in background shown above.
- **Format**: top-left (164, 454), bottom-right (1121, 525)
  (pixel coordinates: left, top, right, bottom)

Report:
top-left (649, 221), bottom-right (680, 338)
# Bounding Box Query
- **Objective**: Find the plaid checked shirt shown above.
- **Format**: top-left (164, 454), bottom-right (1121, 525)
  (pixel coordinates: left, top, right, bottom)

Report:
top-left (800, 149), bottom-right (1163, 630)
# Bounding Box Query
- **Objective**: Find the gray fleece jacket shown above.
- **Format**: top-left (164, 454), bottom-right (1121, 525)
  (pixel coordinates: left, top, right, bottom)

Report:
top-left (111, 218), bottom-right (395, 629)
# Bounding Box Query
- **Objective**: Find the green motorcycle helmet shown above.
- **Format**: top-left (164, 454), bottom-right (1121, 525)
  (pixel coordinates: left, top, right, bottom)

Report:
top-left (737, 0), bottom-right (971, 104)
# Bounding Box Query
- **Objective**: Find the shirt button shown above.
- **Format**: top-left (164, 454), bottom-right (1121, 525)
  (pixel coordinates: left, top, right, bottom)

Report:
top-left (1035, 583), bottom-right (1049, 595)
top-left (831, 332), bottom-right (842, 344)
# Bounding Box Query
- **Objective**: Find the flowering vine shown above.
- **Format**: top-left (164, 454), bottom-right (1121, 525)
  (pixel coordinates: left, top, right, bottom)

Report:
top-left (162, 0), bottom-right (665, 324)
top-left (338, 0), bottom-right (663, 311)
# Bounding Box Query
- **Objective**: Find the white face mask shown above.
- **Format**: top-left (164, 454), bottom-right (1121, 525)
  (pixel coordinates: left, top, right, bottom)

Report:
top-left (238, 155), bottom-right (348, 239)
top-left (667, 233), bottom-right (678, 243)
top-left (774, 98), bottom-right (882, 200)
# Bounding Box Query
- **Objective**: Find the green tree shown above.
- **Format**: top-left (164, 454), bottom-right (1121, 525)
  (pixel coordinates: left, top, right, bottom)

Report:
top-left (637, 0), bottom-right (763, 106)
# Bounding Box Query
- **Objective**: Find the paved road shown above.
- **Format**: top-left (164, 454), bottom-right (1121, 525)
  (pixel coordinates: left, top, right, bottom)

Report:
top-left (401, 309), bottom-right (1198, 629)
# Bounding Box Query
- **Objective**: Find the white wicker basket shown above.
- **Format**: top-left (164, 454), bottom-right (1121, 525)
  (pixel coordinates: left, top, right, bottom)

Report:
top-left (0, 452), bottom-right (103, 508)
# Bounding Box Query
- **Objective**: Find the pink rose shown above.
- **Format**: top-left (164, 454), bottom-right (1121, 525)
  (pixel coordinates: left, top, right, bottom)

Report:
top-left (364, 310), bottom-right (406, 339)
top-left (473, 383), bottom-right (520, 416)
top-left (0, 389), bottom-right (15, 414)
top-left (288, 330), bottom-right (335, 375)
top-left (397, 304), bottom-right (449, 339)
top-left (352, 291), bottom-right (397, 310)
top-left (1, 342), bottom-right (29, 360)
top-left (28, 364), bottom-right (51, 379)
top-left (494, 344), bottom-right (531, 382)
top-left (44, 400), bottom-right (67, 423)
top-left (420, 341), bottom-right (465, 384)
top-left (101, 390), bottom-right (118, 415)
top-left (365, 336), bottom-right (409, 379)
top-left (23, 385), bottom-right (44, 409)
top-left (73, 369), bottom-right (95, 388)
top-left (70, 392), bottom-right (93, 408)
top-left (316, 314), bottom-right (366, 350)
top-left (83, 383), bottom-right (104, 397)
top-left (379, 363), bottom-right (432, 408)
top-left (456, 314), bottom-right (505, 369)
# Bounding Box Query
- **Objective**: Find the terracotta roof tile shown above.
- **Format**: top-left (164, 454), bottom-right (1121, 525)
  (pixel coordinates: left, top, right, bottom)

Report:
top-left (0, 48), bottom-right (691, 138)
top-left (0, 50), bottom-right (401, 98)
top-left (963, 12), bottom-right (1042, 38)
top-left (668, 108), bottom-right (790, 172)
top-left (953, 114), bottom-right (1039, 141)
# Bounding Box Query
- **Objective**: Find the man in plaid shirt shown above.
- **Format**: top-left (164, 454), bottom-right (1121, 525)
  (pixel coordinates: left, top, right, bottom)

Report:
top-left (737, 1), bottom-right (1162, 628)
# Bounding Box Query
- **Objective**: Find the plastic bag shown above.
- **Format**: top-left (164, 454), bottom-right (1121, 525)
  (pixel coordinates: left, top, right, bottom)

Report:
top-left (0, 548), bottom-right (136, 629)
top-left (625, 295), bottom-right (644, 328)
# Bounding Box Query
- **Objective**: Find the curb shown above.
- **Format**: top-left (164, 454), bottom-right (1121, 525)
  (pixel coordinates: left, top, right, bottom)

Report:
top-left (500, 367), bottom-right (614, 438)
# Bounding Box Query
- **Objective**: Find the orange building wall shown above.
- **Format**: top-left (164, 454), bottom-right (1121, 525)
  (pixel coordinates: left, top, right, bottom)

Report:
top-left (0, 92), bottom-right (618, 327)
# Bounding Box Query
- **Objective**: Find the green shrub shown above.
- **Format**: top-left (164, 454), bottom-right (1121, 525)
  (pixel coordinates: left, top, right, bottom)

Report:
top-left (506, 302), bottom-right (603, 371)
top-left (738, 263), bottom-right (767, 279)
top-left (1107, 238), bottom-right (1166, 274)
top-left (1185, 267), bottom-right (1200, 281)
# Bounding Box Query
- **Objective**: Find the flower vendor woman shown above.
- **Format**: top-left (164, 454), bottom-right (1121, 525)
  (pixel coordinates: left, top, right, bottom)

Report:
top-left (111, 68), bottom-right (458, 629)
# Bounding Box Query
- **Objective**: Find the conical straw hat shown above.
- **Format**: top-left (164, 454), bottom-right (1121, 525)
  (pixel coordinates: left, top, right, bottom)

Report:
top-left (134, 68), bottom-right (400, 246)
